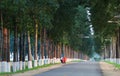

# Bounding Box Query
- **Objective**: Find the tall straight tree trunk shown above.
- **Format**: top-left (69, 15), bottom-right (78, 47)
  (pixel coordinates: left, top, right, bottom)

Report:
top-left (23, 33), bottom-right (26, 62)
top-left (13, 24), bottom-right (18, 72)
top-left (56, 44), bottom-right (58, 58)
top-left (59, 44), bottom-right (61, 58)
top-left (39, 28), bottom-right (42, 59)
top-left (59, 43), bottom-right (62, 57)
top-left (41, 43), bottom-right (44, 59)
top-left (116, 29), bottom-right (120, 64)
top-left (7, 29), bottom-right (10, 62)
top-left (22, 32), bottom-right (26, 70)
top-left (13, 23), bottom-right (18, 62)
top-left (57, 44), bottom-right (59, 58)
top-left (43, 28), bottom-right (47, 58)
top-left (54, 44), bottom-right (56, 58)
top-left (28, 31), bottom-right (32, 61)
top-left (118, 27), bottom-right (120, 59)
top-left (116, 39), bottom-right (119, 58)
top-left (61, 43), bottom-right (64, 57)
top-left (2, 28), bottom-right (7, 72)
top-left (51, 42), bottom-right (53, 58)
top-left (48, 40), bottom-right (50, 58)
top-left (19, 32), bottom-right (23, 70)
top-left (27, 31), bottom-right (32, 68)
top-left (65, 45), bottom-right (67, 57)
top-left (68, 46), bottom-right (70, 58)
top-left (34, 20), bottom-right (38, 67)
top-left (72, 50), bottom-right (74, 58)
top-left (52, 42), bottom-right (55, 58)
top-left (38, 28), bottom-right (42, 66)
top-left (116, 29), bottom-right (119, 59)
top-left (41, 28), bottom-right (44, 59)
top-left (0, 11), bottom-right (3, 62)
top-left (112, 37), bottom-right (117, 58)
top-left (49, 40), bottom-right (52, 59)
top-left (7, 29), bottom-right (10, 72)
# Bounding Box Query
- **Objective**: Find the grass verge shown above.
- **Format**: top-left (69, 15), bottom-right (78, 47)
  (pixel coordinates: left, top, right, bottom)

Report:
top-left (71, 60), bottom-right (81, 62)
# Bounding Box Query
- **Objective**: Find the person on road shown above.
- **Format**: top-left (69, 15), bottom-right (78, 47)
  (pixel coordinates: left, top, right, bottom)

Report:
top-left (60, 56), bottom-right (67, 63)
top-left (60, 57), bottom-right (63, 63)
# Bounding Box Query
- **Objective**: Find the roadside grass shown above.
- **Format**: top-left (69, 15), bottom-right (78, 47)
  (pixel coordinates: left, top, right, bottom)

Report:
top-left (105, 61), bottom-right (120, 69)
top-left (0, 63), bottom-right (60, 76)
top-left (71, 60), bottom-right (81, 62)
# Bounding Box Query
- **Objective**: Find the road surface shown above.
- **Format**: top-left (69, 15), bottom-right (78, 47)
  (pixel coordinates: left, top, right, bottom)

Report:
top-left (35, 61), bottom-right (102, 76)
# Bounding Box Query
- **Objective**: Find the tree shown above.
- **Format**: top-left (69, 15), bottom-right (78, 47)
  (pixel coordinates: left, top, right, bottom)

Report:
top-left (90, 0), bottom-right (120, 59)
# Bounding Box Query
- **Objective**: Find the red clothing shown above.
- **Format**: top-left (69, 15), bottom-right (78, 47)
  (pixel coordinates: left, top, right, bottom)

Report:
top-left (63, 57), bottom-right (67, 63)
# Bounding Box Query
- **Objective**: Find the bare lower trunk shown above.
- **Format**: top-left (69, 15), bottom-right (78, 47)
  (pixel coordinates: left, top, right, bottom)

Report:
top-left (41, 42), bottom-right (44, 59)
top-left (23, 32), bottom-right (26, 62)
top-left (0, 11), bottom-right (3, 61)
top-left (61, 43), bottom-right (64, 57)
top-left (34, 20), bottom-right (38, 67)
top-left (13, 25), bottom-right (18, 62)
top-left (112, 37), bottom-right (117, 58)
top-left (7, 29), bottom-right (10, 62)
top-left (48, 40), bottom-right (50, 58)
top-left (43, 28), bottom-right (47, 58)
top-left (7, 29), bottom-right (10, 72)
top-left (3, 28), bottom-right (7, 61)
top-left (1, 28), bottom-right (8, 72)
top-left (118, 27), bottom-right (120, 58)
top-left (56, 44), bottom-right (58, 58)
top-left (19, 33), bottom-right (23, 61)
top-left (54, 45), bottom-right (56, 57)
top-left (13, 22), bottom-right (18, 72)
top-left (28, 31), bottom-right (32, 61)
top-left (27, 31), bottom-right (32, 68)
top-left (19, 32), bottom-right (23, 70)
top-left (116, 33), bottom-right (119, 58)
top-left (39, 27), bottom-right (44, 60)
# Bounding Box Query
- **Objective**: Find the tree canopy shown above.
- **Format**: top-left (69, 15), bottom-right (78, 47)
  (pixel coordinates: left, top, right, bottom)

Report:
top-left (0, 0), bottom-right (94, 57)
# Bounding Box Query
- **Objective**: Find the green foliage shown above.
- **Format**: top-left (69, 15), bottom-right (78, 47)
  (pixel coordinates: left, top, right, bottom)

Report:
top-left (26, 0), bottom-right (59, 29)
top-left (90, 0), bottom-right (120, 54)
top-left (0, 0), bottom-right (92, 56)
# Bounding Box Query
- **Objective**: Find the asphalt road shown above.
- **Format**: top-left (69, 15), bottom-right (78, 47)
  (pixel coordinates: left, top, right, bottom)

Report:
top-left (35, 61), bottom-right (102, 76)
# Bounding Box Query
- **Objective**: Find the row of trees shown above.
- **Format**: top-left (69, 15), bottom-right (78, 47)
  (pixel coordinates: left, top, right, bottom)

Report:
top-left (90, 0), bottom-right (120, 59)
top-left (0, 0), bottom-right (91, 72)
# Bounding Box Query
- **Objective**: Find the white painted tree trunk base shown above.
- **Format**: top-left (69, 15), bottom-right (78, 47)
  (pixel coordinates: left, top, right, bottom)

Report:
top-left (7, 62), bottom-right (11, 72)
top-left (46, 58), bottom-right (48, 64)
top-left (50, 59), bottom-right (52, 63)
top-left (116, 59), bottom-right (120, 64)
top-left (0, 62), bottom-right (1, 73)
top-left (1, 61), bottom-right (7, 72)
top-left (44, 59), bottom-right (47, 64)
top-left (22, 62), bottom-right (26, 70)
top-left (19, 61), bottom-right (23, 70)
top-left (41, 59), bottom-right (44, 65)
top-left (48, 58), bottom-right (50, 64)
top-left (13, 62), bottom-right (17, 72)
top-left (34, 60), bottom-right (37, 67)
top-left (16, 62), bottom-right (19, 71)
top-left (38, 60), bottom-right (41, 66)
top-left (28, 61), bottom-right (32, 69)
top-left (51, 59), bottom-right (54, 64)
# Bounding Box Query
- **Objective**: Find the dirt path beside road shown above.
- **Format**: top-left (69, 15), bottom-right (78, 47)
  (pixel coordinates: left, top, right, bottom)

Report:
top-left (100, 62), bottom-right (120, 76)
